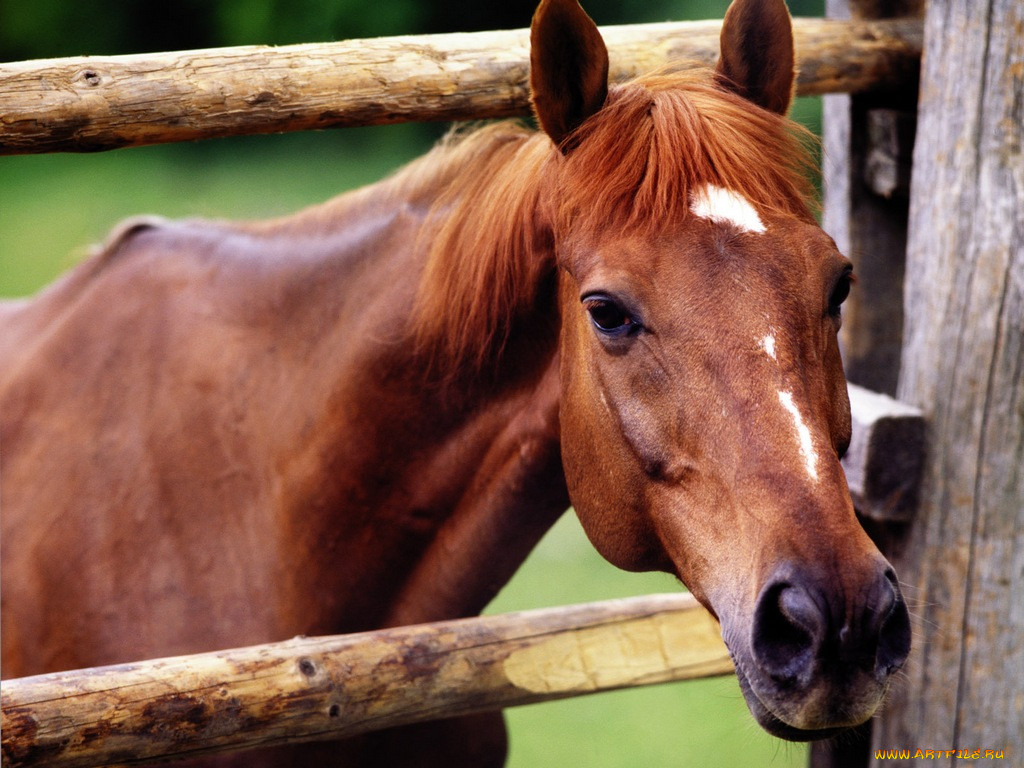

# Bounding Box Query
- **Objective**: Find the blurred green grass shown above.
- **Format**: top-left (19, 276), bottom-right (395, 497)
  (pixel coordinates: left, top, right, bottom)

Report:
top-left (1, 124), bottom-right (810, 767)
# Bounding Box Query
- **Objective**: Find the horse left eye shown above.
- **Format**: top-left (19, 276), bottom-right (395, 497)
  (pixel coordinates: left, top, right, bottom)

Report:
top-left (583, 296), bottom-right (640, 337)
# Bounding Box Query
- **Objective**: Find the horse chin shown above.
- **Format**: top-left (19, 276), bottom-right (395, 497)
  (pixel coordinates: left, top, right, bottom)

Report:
top-left (730, 653), bottom-right (854, 743)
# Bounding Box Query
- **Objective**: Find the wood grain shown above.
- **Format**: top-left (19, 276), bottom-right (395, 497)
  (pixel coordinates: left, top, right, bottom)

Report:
top-left (0, 594), bottom-right (731, 768)
top-left (823, 1), bottom-right (921, 399)
top-left (873, 0), bottom-right (1024, 759)
top-left (0, 17), bottom-right (923, 155)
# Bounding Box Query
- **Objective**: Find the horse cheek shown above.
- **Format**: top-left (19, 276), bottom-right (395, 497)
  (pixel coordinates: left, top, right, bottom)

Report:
top-left (561, 401), bottom-right (663, 573)
top-left (558, 333), bottom-right (664, 572)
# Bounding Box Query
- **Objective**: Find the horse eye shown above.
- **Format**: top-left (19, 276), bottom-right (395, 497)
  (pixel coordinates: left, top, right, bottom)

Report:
top-left (828, 268), bottom-right (855, 318)
top-left (583, 296), bottom-right (639, 336)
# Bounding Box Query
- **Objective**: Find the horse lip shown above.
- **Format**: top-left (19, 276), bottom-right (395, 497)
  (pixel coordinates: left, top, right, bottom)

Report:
top-left (729, 646), bottom-right (852, 743)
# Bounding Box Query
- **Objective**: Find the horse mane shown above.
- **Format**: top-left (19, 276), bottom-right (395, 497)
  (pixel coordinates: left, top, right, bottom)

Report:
top-left (403, 122), bottom-right (557, 380)
top-left (408, 68), bottom-right (818, 379)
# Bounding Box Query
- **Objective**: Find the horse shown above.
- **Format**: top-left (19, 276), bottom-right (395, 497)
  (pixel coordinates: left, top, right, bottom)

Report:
top-left (0, 0), bottom-right (911, 765)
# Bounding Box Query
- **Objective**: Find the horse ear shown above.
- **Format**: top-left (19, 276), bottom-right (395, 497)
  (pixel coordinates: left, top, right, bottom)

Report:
top-left (530, 0), bottom-right (609, 152)
top-left (715, 0), bottom-right (795, 116)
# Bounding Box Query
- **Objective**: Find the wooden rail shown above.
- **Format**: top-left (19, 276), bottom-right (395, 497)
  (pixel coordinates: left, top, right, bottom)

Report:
top-left (843, 384), bottom-right (924, 521)
top-left (0, 594), bottom-right (730, 768)
top-left (0, 17), bottom-right (922, 155)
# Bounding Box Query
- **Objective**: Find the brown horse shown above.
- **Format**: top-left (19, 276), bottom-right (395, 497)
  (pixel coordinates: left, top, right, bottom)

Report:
top-left (0, 0), bottom-right (910, 764)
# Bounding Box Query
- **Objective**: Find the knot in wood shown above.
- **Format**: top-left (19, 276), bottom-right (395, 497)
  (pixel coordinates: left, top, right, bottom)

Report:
top-left (74, 69), bottom-right (103, 88)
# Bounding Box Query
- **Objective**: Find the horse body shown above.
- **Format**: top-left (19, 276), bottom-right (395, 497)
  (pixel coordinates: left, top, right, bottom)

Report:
top-left (1, 1), bottom-right (910, 765)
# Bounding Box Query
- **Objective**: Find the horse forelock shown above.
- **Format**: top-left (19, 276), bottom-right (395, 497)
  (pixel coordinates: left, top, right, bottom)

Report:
top-left (407, 70), bottom-right (818, 380)
top-left (557, 71), bottom-right (818, 238)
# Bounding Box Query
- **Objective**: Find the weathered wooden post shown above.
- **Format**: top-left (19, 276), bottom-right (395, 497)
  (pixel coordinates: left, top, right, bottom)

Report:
top-left (818, 3), bottom-right (923, 765)
top-left (823, 0), bottom-right (922, 398)
top-left (870, 0), bottom-right (1024, 764)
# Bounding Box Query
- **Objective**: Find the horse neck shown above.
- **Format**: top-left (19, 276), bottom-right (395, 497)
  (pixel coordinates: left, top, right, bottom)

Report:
top-left (266, 131), bottom-right (569, 630)
top-left (273, 290), bottom-right (567, 633)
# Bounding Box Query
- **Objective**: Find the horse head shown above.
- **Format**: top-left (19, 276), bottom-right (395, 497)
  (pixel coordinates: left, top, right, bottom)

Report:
top-left (530, 0), bottom-right (910, 741)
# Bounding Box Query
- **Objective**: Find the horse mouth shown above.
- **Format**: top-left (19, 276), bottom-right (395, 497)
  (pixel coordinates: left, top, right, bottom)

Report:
top-left (731, 653), bottom-right (851, 743)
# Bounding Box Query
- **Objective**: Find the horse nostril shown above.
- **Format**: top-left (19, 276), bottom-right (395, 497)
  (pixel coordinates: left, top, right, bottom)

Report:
top-left (874, 569), bottom-right (911, 678)
top-left (752, 582), bottom-right (823, 684)
top-left (843, 568), bottom-right (912, 677)
top-left (750, 567), bottom-right (911, 691)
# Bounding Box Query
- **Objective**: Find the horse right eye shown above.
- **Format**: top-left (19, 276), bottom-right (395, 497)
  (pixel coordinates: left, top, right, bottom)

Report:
top-left (828, 266), bottom-right (855, 319)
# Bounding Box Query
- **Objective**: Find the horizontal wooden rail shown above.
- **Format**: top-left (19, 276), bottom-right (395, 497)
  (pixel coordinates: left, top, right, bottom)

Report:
top-left (0, 594), bottom-right (731, 768)
top-left (0, 17), bottom-right (922, 155)
top-left (844, 384), bottom-right (925, 521)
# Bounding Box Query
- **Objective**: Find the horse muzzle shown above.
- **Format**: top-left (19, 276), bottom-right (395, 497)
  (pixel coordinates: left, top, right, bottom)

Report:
top-left (723, 559), bottom-right (911, 741)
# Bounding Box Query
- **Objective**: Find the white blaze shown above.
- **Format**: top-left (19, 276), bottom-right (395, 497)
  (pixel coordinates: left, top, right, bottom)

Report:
top-left (759, 334), bottom-right (777, 361)
top-left (689, 184), bottom-right (767, 234)
top-left (777, 390), bottom-right (820, 481)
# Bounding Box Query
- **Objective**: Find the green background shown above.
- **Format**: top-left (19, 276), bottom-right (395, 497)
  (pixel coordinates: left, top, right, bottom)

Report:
top-left (2, 1), bottom-right (823, 765)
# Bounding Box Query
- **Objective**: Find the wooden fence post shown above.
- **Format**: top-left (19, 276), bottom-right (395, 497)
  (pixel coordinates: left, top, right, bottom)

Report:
top-left (871, 0), bottom-right (1024, 764)
top-left (822, 0), bottom-right (922, 398)
top-left (818, 2), bottom-right (923, 766)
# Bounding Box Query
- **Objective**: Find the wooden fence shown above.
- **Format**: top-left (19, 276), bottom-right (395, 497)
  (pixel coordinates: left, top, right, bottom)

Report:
top-left (819, 1), bottom-right (1024, 767)
top-left (1, 594), bottom-right (731, 768)
top-left (0, 17), bottom-right (922, 154)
